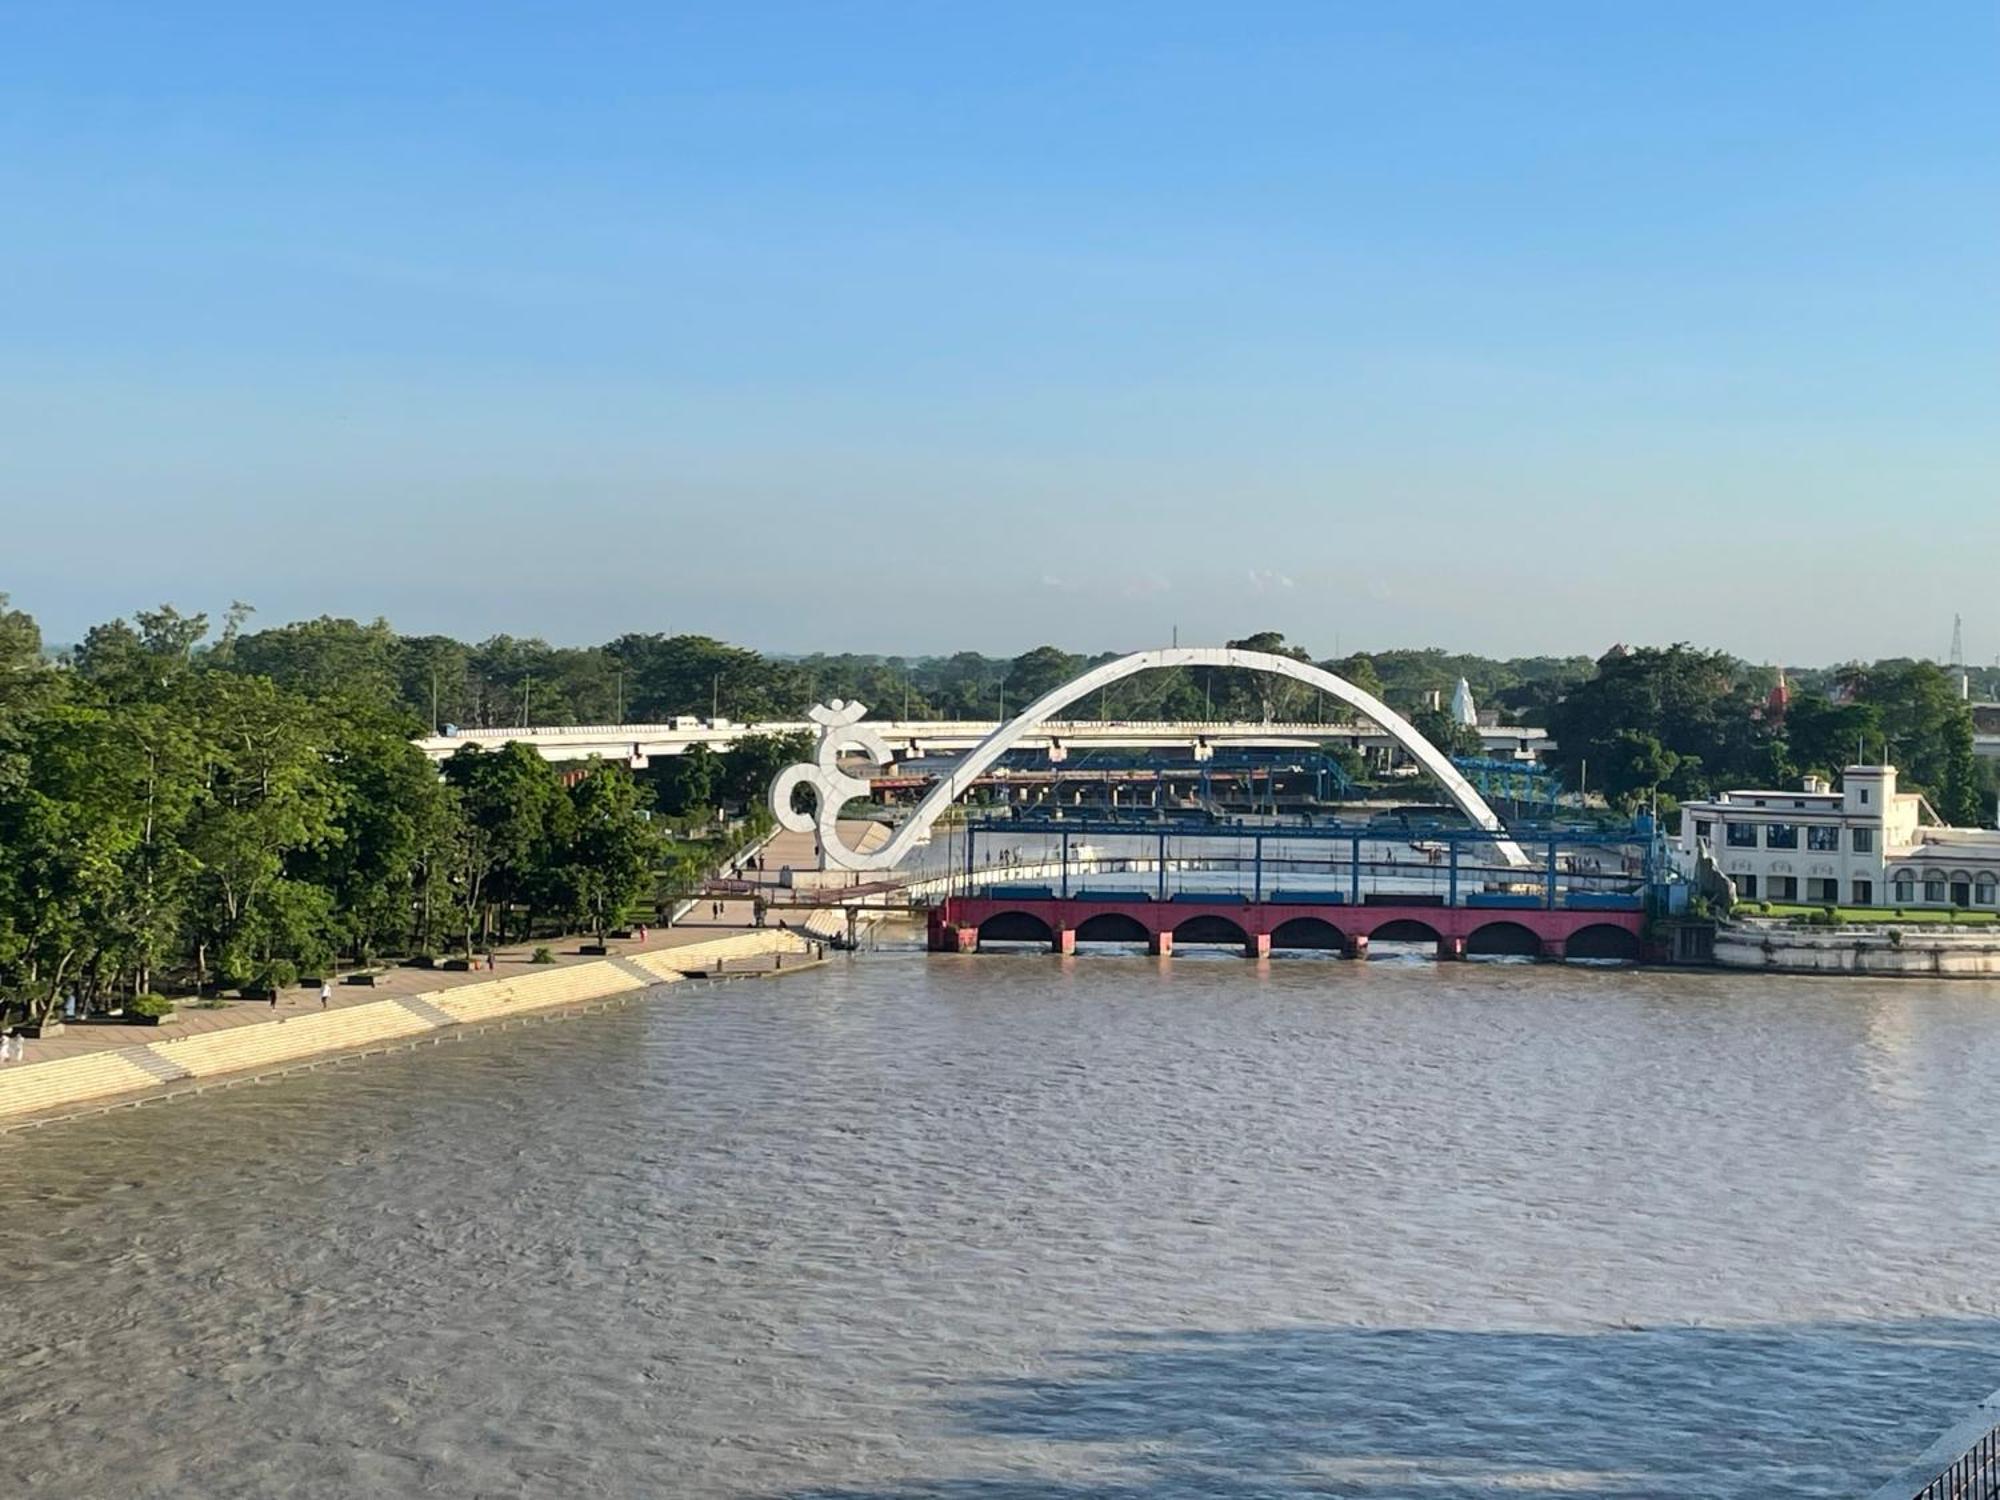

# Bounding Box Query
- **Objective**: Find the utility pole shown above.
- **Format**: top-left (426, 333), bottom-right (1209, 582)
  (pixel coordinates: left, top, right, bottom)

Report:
top-left (711, 673), bottom-right (719, 722)
top-left (615, 666), bottom-right (625, 723)
top-left (521, 674), bottom-right (532, 727)
top-left (430, 668), bottom-right (439, 735)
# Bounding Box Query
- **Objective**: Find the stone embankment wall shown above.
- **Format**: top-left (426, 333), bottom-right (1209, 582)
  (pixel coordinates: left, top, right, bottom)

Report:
top-left (1715, 920), bottom-right (2000, 977)
top-left (0, 931), bottom-right (808, 1126)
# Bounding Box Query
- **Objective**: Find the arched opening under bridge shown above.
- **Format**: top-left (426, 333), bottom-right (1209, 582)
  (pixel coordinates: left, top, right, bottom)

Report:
top-left (1567, 923), bottom-right (1641, 962)
top-left (977, 911), bottom-right (1055, 947)
top-left (1466, 920), bottom-right (1542, 957)
top-left (1271, 916), bottom-right (1345, 950)
top-left (1075, 912), bottom-right (1151, 945)
top-left (1369, 918), bottom-right (1443, 948)
top-left (1172, 915), bottom-right (1252, 948)
top-left (775, 647), bottom-right (1529, 872)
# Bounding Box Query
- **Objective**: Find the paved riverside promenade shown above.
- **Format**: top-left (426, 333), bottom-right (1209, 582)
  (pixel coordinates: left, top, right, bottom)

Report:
top-left (0, 824), bottom-right (852, 1122)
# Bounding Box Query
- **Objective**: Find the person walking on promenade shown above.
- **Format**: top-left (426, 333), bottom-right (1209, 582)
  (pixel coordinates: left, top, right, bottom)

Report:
top-left (485, 950), bottom-right (496, 971)
top-left (268, 987), bottom-right (278, 1010)
top-left (319, 980), bottom-right (331, 1009)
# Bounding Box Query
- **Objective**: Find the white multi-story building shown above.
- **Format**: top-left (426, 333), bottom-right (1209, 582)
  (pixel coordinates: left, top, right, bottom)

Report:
top-left (1675, 765), bottom-right (2000, 910)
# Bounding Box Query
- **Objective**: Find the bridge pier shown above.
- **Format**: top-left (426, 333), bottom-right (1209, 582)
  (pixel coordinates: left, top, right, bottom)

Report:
top-left (1246, 932), bottom-right (1271, 960)
top-left (1053, 928), bottom-right (1076, 956)
top-left (1344, 933), bottom-right (1370, 960)
top-left (1540, 937), bottom-right (1567, 960)
top-left (1148, 931), bottom-right (1173, 957)
top-left (931, 924), bottom-right (978, 953)
top-left (1438, 935), bottom-right (1466, 962)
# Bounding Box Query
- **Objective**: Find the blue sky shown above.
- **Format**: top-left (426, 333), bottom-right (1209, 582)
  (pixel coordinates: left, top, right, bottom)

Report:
top-left (3, 2), bottom-right (1995, 661)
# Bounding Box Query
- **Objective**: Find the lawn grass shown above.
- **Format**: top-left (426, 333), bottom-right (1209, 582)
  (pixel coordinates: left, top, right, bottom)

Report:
top-left (1748, 903), bottom-right (2000, 925)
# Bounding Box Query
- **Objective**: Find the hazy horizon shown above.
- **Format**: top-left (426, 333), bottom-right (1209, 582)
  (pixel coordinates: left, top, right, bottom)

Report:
top-left (6, 4), bottom-right (1996, 661)
top-left (14, 595), bottom-right (1987, 676)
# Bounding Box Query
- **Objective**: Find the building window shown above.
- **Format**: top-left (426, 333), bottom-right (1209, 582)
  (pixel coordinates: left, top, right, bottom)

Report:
top-left (1979, 876), bottom-right (1998, 906)
top-left (1852, 879), bottom-right (1874, 906)
top-left (1852, 828), bottom-right (1875, 853)
top-left (1952, 876), bottom-right (1973, 908)
top-left (1695, 819), bottom-right (1713, 840)
top-left (1925, 875), bottom-right (1948, 903)
top-left (1769, 876), bottom-right (1798, 901)
top-left (1726, 823), bottom-right (1759, 848)
top-left (1893, 874), bottom-right (1915, 903)
top-left (1806, 826), bottom-right (1840, 852)
top-left (1806, 877), bottom-right (1838, 903)
top-left (1860, 788), bottom-right (1870, 805)
top-left (1739, 874), bottom-right (1758, 898)
top-left (1765, 824), bottom-right (1799, 849)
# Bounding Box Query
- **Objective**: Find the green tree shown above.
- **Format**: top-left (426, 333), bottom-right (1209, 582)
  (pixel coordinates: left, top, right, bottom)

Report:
top-left (305, 708), bottom-right (461, 961)
top-left (718, 732), bottom-right (814, 810)
top-left (1779, 695), bottom-right (1880, 783)
top-left (556, 763), bottom-right (662, 938)
top-left (441, 742), bottom-right (569, 949)
top-left (1544, 645), bottom-right (1764, 801)
top-left (1845, 660), bottom-right (1981, 824)
top-left (1004, 647), bottom-right (1087, 714)
top-left (1407, 705), bottom-right (1485, 761)
top-left (0, 700), bottom-right (141, 1020)
top-left (181, 674), bottom-right (339, 986)
top-left (651, 741), bottom-right (720, 819)
top-left (1323, 653), bottom-right (1386, 702)
top-left (230, 616), bottom-right (404, 706)
top-left (1222, 632), bottom-right (1313, 721)
top-left (611, 634), bottom-right (805, 721)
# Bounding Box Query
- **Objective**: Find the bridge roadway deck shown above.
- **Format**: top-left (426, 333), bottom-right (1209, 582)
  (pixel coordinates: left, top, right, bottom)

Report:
top-left (418, 718), bottom-right (1550, 764)
top-left (931, 893), bottom-right (1645, 961)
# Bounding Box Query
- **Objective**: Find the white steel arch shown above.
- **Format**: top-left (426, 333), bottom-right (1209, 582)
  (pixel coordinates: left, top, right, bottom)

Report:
top-left (772, 647), bottom-right (1532, 870)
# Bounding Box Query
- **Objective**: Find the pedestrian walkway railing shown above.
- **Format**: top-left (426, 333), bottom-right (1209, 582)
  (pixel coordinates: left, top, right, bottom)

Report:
top-left (1868, 1390), bottom-right (2000, 1500)
top-left (1906, 1426), bottom-right (2000, 1499)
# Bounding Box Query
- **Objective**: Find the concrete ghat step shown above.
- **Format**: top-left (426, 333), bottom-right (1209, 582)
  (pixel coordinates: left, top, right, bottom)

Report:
top-left (0, 935), bottom-right (814, 1123)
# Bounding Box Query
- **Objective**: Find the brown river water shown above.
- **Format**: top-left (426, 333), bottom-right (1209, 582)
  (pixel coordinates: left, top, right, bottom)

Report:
top-left (5, 951), bottom-right (2000, 1497)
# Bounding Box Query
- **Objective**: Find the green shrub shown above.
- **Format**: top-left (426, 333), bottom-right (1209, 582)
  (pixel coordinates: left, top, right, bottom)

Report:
top-left (258, 959), bottom-right (299, 992)
top-left (129, 993), bottom-right (175, 1018)
top-left (530, 946), bottom-right (555, 965)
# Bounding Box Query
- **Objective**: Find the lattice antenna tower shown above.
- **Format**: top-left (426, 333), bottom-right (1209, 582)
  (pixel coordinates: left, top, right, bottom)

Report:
top-left (1950, 613), bottom-right (1965, 669)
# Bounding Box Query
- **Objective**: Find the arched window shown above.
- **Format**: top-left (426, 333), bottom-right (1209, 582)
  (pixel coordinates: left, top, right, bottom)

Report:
top-left (1924, 871), bottom-right (1948, 903)
top-left (1893, 871), bottom-right (1916, 904)
top-left (1977, 875), bottom-right (1998, 907)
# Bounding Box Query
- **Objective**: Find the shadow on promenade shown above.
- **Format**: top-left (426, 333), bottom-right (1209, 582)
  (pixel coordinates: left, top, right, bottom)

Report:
top-left (776, 1318), bottom-right (2000, 1500)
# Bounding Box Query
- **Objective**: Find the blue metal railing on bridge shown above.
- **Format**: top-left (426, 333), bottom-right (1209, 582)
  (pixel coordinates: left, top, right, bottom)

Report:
top-left (952, 812), bottom-right (1654, 910)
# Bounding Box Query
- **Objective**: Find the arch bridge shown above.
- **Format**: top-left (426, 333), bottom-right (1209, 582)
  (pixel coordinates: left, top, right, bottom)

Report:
top-left (773, 647), bottom-right (1533, 870)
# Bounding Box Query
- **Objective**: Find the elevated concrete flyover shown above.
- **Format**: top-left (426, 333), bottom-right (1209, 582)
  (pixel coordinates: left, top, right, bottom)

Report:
top-left (417, 717), bottom-right (1548, 767)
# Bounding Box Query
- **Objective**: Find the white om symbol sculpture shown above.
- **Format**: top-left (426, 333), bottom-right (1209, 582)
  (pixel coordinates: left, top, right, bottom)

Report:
top-left (769, 701), bottom-right (895, 870)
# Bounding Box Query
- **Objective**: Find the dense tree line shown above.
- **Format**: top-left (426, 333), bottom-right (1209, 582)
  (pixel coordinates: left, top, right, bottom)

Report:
top-left (1544, 646), bottom-right (1992, 822)
top-left (140, 613), bottom-right (1592, 731)
top-left (0, 598), bottom-right (676, 1026)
